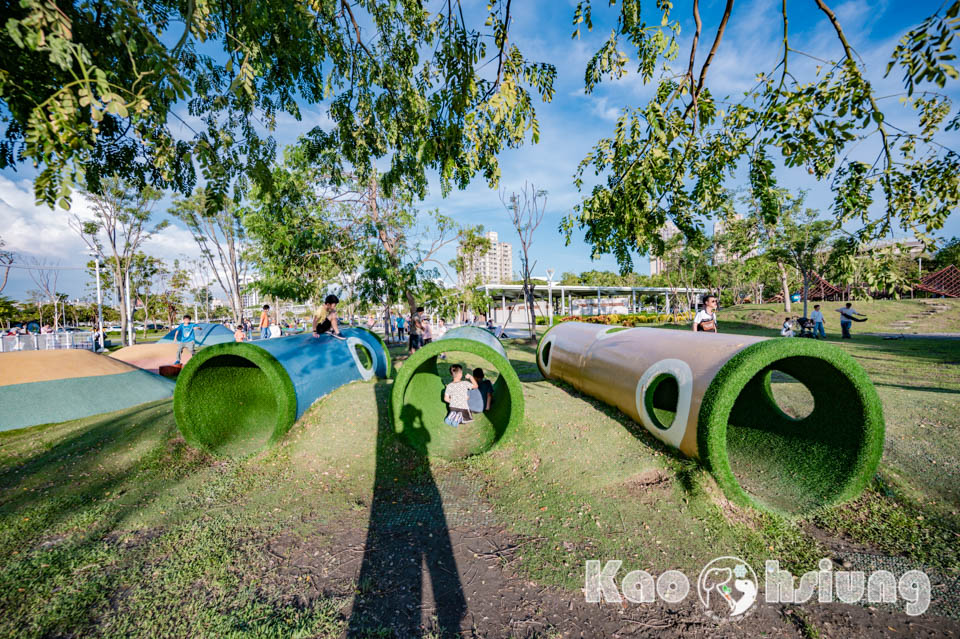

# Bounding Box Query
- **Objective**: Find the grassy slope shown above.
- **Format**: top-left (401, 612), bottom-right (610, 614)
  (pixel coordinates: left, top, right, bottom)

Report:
top-left (719, 298), bottom-right (960, 334)
top-left (0, 313), bottom-right (958, 635)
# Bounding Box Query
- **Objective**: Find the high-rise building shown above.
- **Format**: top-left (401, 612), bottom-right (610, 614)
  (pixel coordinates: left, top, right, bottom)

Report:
top-left (712, 214), bottom-right (758, 264)
top-left (649, 220), bottom-right (680, 276)
top-left (458, 231), bottom-right (513, 286)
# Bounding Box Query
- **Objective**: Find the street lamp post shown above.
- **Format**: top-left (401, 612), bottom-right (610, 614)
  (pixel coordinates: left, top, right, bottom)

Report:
top-left (545, 268), bottom-right (555, 326)
top-left (91, 251), bottom-right (104, 351)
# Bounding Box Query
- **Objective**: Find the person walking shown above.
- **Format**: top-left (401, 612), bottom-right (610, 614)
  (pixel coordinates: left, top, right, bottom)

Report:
top-left (259, 304), bottom-right (271, 340)
top-left (835, 302), bottom-right (866, 339)
top-left (692, 295), bottom-right (719, 333)
top-left (810, 304), bottom-right (826, 339)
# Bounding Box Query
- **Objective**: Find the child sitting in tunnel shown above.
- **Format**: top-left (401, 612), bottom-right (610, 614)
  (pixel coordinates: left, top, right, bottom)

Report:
top-left (471, 368), bottom-right (494, 413)
top-left (443, 364), bottom-right (478, 426)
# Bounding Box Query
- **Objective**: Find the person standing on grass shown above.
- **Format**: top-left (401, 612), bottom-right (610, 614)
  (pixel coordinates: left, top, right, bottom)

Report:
top-left (397, 314), bottom-right (405, 340)
top-left (313, 294), bottom-right (342, 337)
top-left (173, 314), bottom-right (203, 365)
top-left (836, 302), bottom-right (865, 339)
top-left (408, 306), bottom-right (424, 354)
top-left (259, 304), bottom-right (271, 340)
top-left (810, 304), bottom-right (826, 339)
top-left (692, 294), bottom-right (719, 333)
top-left (422, 315), bottom-right (434, 345)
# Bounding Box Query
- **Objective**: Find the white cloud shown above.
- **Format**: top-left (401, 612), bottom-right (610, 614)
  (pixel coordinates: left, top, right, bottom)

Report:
top-left (0, 174), bottom-right (208, 298)
top-left (0, 175), bottom-right (93, 260)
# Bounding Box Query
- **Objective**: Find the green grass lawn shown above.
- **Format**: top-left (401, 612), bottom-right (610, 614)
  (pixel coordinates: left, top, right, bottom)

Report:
top-left (0, 313), bottom-right (958, 636)
top-left (718, 298), bottom-right (960, 335)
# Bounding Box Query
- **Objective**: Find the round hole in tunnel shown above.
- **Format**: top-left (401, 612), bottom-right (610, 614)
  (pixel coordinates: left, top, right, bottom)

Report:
top-left (718, 354), bottom-right (878, 515)
top-left (177, 353), bottom-right (284, 456)
top-left (540, 340), bottom-right (552, 368)
top-left (644, 373), bottom-right (679, 430)
top-left (353, 343), bottom-right (373, 371)
top-left (767, 370), bottom-right (815, 420)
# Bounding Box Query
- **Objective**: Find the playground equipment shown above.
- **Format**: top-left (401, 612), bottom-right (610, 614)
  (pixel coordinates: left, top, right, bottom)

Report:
top-left (157, 322), bottom-right (237, 346)
top-left (173, 327), bottom-right (389, 456)
top-left (537, 322), bottom-right (884, 515)
top-left (0, 350), bottom-right (174, 432)
top-left (110, 323), bottom-right (239, 373)
top-left (392, 326), bottom-right (524, 460)
top-left (110, 342), bottom-right (193, 373)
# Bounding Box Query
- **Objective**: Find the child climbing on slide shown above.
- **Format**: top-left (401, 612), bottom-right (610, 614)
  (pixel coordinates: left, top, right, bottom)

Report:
top-left (443, 364), bottom-right (478, 426)
top-left (173, 314), bottom-right (203, 365)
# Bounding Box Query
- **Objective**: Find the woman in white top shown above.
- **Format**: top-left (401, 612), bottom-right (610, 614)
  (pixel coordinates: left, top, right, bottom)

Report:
top-left (780, 317), bottom-right (795, 337)
top-left (692, 295), bottom-right (719, 333)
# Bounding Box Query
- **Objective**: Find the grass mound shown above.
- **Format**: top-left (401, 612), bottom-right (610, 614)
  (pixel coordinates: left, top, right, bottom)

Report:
top-left (391, 336), bottom-right (524, 460)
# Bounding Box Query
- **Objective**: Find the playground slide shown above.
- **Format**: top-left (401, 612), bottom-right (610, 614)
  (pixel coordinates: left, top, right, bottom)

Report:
top-left (109, 342), bottom-right (192, 373)
top-left (0, 350), bottom-right (174, 432)
top-left (537, 322), bottom-right (884, 515)
top-left (392, 326), bottom-right (524, 460)
top-left (173, 327), bottom-right (389, 456)
top-left (110, 324), bottom-right (238, 373)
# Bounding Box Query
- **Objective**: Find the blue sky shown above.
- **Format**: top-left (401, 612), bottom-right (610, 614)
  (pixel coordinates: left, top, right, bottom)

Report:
top-left (2, 0), bottom-right (958, 300)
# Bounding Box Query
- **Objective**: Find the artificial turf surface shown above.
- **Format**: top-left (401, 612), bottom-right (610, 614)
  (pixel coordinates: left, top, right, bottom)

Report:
top-left (391, 328), bottom-right (525, 460)
top-left (174, 330), bottom-right (389, 457)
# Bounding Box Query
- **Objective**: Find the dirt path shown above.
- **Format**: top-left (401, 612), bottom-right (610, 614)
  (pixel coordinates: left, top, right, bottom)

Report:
top-left (259, 471), bottom-right (960, 638)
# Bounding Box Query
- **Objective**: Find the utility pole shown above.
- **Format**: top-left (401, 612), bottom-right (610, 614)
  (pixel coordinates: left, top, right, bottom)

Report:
top-left (546, 268), bottom-right (555, 326)
top-left (92, 252), bottom-right (103, 351)
top-left (125, 267), bottom-right (133, 346)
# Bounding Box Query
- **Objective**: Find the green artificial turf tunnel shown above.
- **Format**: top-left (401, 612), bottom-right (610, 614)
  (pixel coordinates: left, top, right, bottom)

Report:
top-left (537, 322), bottom-right (885, 515)
top-left (392, 326), bottom-right (524, 460)
top-left (174, 327), bottom-right (389, 456)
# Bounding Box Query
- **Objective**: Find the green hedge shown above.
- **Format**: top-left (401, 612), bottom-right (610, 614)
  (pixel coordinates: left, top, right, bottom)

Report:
top-left (537, 312), bottom-right (694, 326)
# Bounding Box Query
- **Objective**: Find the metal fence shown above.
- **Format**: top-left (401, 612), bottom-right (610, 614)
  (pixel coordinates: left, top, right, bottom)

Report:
top-left (0, 332), bottom-right (98, 353)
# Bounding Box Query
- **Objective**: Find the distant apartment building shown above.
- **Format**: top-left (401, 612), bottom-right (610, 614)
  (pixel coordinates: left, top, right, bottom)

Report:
top-left (458, 231), bottom-right (513, 286)
top-left (649, 220), bottom-right (680, 276)
top-left (713, 214), bottom-right (758, 264)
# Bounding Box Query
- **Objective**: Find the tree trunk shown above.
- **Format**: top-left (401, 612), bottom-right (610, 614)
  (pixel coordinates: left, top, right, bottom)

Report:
top-left (143, 290), bottom-right (150, 340)
top-left (777, 260), bottom-right (791, 312)
top-left (802, 272), bottom-right (809, 318)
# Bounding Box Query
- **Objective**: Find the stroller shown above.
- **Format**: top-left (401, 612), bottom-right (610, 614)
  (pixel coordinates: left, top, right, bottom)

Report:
top-left (796, 316), bottom-right (816, 338)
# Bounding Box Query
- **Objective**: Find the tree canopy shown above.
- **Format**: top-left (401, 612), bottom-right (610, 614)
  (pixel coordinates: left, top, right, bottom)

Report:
top-left (1, 0), bottom-right (556, 208)
top-left (563, 0), bottom-right (960, 271)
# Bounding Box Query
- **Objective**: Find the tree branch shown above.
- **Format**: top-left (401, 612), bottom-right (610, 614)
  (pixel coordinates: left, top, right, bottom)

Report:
top-left (341, 0), bottom-right (375, 61)
top-left (685, 0), bottom-right (702, 96)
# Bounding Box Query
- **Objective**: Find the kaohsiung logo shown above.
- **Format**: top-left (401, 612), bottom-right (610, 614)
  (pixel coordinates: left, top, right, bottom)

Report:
top-left (585, 556), bottom-right (931, 621)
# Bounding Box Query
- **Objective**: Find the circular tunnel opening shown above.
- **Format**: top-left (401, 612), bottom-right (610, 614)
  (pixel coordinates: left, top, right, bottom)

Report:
top-left (540, 340), bottom-right (552, 369)
top-left (354, 343), bottom-right (373, 370)
top-left (767, 371), bottom-right (815, 420)
top-left (392, 339), bottom-right (524, 460)
top-left (174, 349), bottom-right (295, 457)
top-left (708, 350), bottom-right (883, 516)
top-left (644, 373), bottom-right (679, 429)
